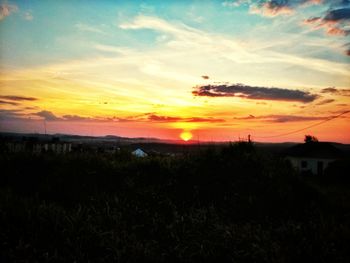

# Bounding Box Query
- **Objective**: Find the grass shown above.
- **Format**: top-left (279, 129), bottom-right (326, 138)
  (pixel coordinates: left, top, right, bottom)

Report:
top-left (1, 142), bottom-right (349, 262)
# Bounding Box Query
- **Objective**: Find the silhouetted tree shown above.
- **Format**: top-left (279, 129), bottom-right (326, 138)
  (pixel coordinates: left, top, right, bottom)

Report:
top-left (304, 135), bottom-right (318, 143)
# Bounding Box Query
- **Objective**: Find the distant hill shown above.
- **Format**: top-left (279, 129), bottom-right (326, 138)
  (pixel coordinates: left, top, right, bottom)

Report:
top-left (1, 132), bottom-right (349, 156)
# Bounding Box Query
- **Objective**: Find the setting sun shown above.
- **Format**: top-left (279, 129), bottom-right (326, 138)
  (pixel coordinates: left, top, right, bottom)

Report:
top-left (180, 131), bottom-right (193, 141)
top-left (0, 0), bottom-right (349, 143)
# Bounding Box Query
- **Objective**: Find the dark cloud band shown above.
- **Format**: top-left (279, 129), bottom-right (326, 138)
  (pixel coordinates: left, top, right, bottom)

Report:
top-left (192, 83), bottom-right (318, 103)
top-left (0, 95), bottom-right (38, 101)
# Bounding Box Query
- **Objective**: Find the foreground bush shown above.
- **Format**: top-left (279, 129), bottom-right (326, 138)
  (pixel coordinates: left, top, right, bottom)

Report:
top-left (0, 143), bottom-right (349, 262)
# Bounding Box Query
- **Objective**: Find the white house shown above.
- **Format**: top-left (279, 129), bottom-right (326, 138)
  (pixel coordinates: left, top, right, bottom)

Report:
top-left (132, 148), bottom-right (148, 157)
top-left (286, 142), bottom-right (343, 175)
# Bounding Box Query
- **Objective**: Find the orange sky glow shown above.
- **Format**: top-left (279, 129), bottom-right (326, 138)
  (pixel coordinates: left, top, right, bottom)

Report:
top-left (0, 1), bottom-right (349, 143)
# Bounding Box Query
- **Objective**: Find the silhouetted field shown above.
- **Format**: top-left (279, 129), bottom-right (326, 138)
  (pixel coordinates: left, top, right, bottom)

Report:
top-left (1, 142), bottom-right (349, 262)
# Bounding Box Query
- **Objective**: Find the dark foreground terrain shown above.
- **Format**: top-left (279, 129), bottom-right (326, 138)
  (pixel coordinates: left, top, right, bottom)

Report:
top-left (1, 142), bottom-right (350, 262)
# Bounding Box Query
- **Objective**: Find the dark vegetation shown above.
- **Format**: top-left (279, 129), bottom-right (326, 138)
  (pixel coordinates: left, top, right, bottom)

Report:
top-left (1, 142), bottom-right (349, 262)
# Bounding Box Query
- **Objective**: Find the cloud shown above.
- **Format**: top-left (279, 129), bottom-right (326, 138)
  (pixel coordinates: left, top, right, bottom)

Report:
top-left (0, 100), bottom-right (19, 106)
top-left (192, 83), bottom-right (318, 102)
top-left (36, 112), bottom-right (130, 122)
top-left (223, 0), bottom-right (252, 7)
top-left (62, 114), bottom-right (91, 121)
top-left (250, 1), bottom-right (295, 17)
top-left (321, 87), bottom-right (337, 93)
top-left (226, 0), bottom-right (350, 19)
top-left (24, 106), bottom-right (39, 110)
top-left (0, 95), bottom-right (38, 101)
top-left (265, 115), bottom-right (328, 122)
top-left (28, 111), bottom-right (225, 124)
top-left (0, 3), bottom-right (18, 20)
top-left (147, 114), bottom-right (225, 123)
top-left (36, 111), bottom-right (62, 121)
top-left (225, 0), bottom-right (323, 17)
top-left (224, 1), bottom-right (350, 54)
top-left (0, 109), bottom-right (25, 120)
top-left (75, 23), bottom-right (106, 34)
top-left (147, 114), bottom-right (181, 122)
top-left (188, 117), bottom-right (225, 123)
top-left (304, 7), bottom-right (350, 36)
top-left (23, 11), bottom-right (33, 21)
top-left (315, 98), bottom-right (335, 105)
top-left (235, 114), bottom-right (329, 122)
top-left (321, 87), bottom-right (350, 96)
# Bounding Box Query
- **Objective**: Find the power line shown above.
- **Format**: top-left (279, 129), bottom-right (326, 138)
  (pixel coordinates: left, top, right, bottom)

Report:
top-left (255, 110), bottom-right (350, 139)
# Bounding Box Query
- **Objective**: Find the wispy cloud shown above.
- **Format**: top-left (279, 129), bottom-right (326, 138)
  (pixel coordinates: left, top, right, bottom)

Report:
top-left (0, 95), bottom-right (38, 101)
top-left (224, 0), bottom-right (322, 17)
top-left (75, 23), bottom-right (106, 34)
top-left (147, 114), bottom-right (225, 123)
top-left (62, 114), bottom-right (91, 121)
top-left (118, 15), bottom-right (349, 77)
top-left (0, 109), bottom-right (24, 120)
top-left (32, 110), bottom-right (226, 124)
top-left (192, 83), bottom-right (318, 102)
top-left (321, 87), bottom-right (350, 96)
top-left (23, 10), bottom-right (33, 21)
top-left (224, 1), bottom-right (350, 55)
top-left (315, 98), bottom-right (335, 105)
top-left (0, 2), bottom-right (18, 21)
top-left (0, 100), bottom-right (19, 106)
top-left (234, 114), bottom-right (329, 123)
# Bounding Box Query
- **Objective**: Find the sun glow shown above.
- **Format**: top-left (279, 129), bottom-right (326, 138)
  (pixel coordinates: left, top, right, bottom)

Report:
top-left (180, 131), bottom-right (193, 141)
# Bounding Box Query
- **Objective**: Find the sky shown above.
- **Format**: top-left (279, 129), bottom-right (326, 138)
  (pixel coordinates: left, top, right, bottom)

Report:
top-left (0, 0), bottom-right (349, 143)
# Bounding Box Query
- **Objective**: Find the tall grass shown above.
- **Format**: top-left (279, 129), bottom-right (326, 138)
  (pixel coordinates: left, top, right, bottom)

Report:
top-left (1, 142), bottom-right (349, 262)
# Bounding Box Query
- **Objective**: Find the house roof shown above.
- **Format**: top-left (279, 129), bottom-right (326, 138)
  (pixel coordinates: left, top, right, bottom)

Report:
top-left (285, 142), bottom-right (343, 159)
top-left (132, 148), bottom-right (148, 157)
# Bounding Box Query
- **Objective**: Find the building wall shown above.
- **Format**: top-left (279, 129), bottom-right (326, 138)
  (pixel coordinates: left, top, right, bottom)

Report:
top-left (287, 157), bottom-right (335, 175)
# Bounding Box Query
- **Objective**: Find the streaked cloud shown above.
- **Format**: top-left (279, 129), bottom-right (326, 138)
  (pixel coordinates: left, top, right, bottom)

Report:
top-left (224, 1), bottom-right (350, 55)
top-left (234, 114), bottom-right (329, 122)
top-left (192, 83), bottom-right (318, 102)
top-left (315, 98), bottom-right (335, 105)
top-left (147, 114), bottom-right (225, 123)
top-left (75, 23), bottom-right (106, 34)
top-left (62, 114), bottom-right (91, 121)
top-left (321, 87), bottom-right (350, 96)
top-left (0, 100), bottom-right (18, 106)
top-left (0, 109), bottom-right (24, 120)
top-left (34, 111), bottom-right (225, 124)
top-left (0, 95), bottom-right (38, 101)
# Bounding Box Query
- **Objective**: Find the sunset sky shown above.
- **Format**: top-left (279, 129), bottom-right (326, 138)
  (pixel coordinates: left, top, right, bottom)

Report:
top-left (0, 0), bottom-right (349, 142)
